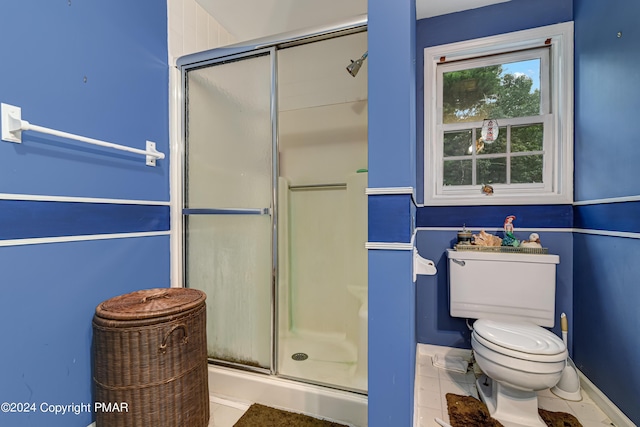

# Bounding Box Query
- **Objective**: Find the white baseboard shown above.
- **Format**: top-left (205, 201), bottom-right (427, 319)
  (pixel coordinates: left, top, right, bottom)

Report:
top-left (417, 343), bottom-right (473, 360)
top-left (577, 366), bottom-right (635, 427)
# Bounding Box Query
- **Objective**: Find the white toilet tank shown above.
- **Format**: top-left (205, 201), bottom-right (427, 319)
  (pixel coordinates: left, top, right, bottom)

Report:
top-left (446, 249), bottom-right (560, 327)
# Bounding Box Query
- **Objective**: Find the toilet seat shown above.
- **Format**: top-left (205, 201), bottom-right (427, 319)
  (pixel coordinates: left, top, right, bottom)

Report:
top-left (473, 319), bottom-right (566, 363)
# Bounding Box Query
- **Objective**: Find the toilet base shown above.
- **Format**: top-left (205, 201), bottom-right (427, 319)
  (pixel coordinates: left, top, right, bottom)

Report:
top-left (477, 375), bottom-right (546, 427)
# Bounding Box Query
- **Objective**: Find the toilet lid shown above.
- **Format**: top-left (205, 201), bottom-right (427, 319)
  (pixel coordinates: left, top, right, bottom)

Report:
top-left (473, 319), bottom-right (566, 358)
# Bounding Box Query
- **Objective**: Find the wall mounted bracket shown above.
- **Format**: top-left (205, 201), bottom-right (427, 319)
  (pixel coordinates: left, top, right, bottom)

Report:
top-left (1, 103), bottom-right (22, 143)
top-left (413, 248), bottom-right (437, 282)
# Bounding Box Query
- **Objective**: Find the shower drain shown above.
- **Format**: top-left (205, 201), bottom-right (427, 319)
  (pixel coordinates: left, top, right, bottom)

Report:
top-left (291, 352), bottom-right (309, 361)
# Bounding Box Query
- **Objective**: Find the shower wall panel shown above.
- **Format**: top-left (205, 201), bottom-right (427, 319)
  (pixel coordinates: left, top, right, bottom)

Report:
top-left (288, 188), bottom-right (350, 335)
top-left (278, 102), bottom-right (367, 338)
top-left (278, 32), bottom-right (368, 112)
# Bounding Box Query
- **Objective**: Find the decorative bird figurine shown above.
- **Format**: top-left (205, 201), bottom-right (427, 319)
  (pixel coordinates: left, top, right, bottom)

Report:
top-left (481, 184), bottom-right (494, 195)
top-left (521, 233), bottom-right (542, 248)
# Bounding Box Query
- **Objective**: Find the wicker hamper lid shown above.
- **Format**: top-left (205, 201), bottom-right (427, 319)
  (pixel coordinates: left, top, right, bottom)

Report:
top-left (95, 288), bottom-right (206, 321)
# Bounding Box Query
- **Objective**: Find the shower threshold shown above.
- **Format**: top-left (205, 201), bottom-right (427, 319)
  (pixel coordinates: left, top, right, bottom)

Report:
top-left (207, 364), bottom-right (367, 427)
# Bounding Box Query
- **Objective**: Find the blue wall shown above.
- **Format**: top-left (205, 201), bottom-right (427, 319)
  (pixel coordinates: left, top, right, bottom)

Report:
top-left (367, 0), bottom-right (417, 425)
top-left (574, 0), bottom-right (640, 202)
top-left (414, 0), bottom-right (574, 347)
top-left (0, 2), bottom-right (169, 426)
top-left (573, 0), bottom-right (640, 423)
top-left (415, 228), bottom-right (574, 347)
top-left (415, 205), bottom-right (575, 348)
top-left (415, 0), bottom-right (573, 203)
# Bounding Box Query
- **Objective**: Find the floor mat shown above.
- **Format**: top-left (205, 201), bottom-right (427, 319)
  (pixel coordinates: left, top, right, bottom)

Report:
top-left (446, 393), bottom-right (583, 427)
top-left (233, 403), bottom-right (349, 427)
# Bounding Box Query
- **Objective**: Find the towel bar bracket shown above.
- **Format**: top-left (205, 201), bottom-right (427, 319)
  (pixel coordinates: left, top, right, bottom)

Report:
top-left (146, 141), bottom-right (159, 166)
top-left (1, 103), bottom-right (22, 143)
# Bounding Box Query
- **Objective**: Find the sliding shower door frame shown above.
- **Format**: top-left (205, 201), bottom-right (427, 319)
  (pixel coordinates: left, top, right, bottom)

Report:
top-left (176, 14), bottom-right (367, 381)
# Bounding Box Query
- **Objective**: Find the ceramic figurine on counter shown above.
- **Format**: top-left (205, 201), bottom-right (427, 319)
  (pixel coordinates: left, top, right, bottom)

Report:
top-left (521, 233), bottom-right (543, 248)
top-left (503, 215), bottom-right (515, 234)
top-left (501, 215), bottom-right (519, 247)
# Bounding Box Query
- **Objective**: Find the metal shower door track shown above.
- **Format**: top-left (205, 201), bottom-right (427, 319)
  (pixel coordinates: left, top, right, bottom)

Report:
top-left (176, 14), bottom-right (367, 69)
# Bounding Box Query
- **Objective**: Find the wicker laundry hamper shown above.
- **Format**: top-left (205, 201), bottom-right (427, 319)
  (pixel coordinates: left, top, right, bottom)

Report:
top-left (93, 288), bottom-right (209, 427)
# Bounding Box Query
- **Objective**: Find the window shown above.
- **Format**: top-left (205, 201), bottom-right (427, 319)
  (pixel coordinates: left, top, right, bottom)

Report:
top-left (424, 23), bottom-right (573, 205)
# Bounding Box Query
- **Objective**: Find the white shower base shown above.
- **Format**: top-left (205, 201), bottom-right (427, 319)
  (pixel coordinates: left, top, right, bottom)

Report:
top-left (278, 330), bottom-right (367, 393)
top-left (208, 363), bottom-right (367, 427)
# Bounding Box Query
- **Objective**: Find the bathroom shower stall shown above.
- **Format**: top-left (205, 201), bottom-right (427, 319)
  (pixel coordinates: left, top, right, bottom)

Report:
top-left (179, 17), bottom-right (368, 394)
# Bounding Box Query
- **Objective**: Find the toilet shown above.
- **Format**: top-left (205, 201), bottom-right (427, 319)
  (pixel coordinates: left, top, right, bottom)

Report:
top-left (447, 249), bottom-right (567, 427)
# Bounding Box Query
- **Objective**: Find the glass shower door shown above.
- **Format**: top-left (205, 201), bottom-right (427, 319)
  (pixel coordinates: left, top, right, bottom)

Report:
top-left (183, 51), bottom-right (275, 371)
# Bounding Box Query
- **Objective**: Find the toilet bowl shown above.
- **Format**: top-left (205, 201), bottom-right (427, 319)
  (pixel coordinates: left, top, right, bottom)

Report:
top-left (471, 319), bottom-right (567, 427)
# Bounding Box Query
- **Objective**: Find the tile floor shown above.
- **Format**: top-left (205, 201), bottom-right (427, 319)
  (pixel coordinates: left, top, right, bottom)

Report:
top-left (208, 396), bottom-right (248, 427)
top-left (415, 350), bottom-right (615, 427)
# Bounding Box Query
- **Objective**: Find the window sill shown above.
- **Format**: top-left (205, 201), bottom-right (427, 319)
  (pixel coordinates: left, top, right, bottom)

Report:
top-left (424, 192), bottom-right (572, 206)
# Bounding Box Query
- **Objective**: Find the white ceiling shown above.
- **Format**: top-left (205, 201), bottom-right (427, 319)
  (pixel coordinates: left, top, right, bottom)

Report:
top-left (417, 0), bottom-right (510, 19)
top-left (197, 0), bottom-right (511, 42)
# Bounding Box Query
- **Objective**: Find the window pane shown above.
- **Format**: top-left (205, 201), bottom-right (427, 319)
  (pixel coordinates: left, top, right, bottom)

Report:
top-left (511, 155), bottom-right (543, 183)
top-left (443, 59), bottom-right (541, 124)
top-left (475, 127), bottom-right (506, 154)
top-left (511, 124), bottom-right (543, 152)
top-left (477, 158), bottom-right (507, 184)
top-left (444, 159), bottom-right (472, 186)
top-left (443, 130), bottom-right (472, 156)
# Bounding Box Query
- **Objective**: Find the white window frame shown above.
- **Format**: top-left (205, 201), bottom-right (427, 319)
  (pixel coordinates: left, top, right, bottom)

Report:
top-left (424, 22), bottom-right (574, 206)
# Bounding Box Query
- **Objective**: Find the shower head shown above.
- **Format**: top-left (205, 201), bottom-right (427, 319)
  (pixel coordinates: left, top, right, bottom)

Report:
top-left (346, 51), bottom-right (368, 77)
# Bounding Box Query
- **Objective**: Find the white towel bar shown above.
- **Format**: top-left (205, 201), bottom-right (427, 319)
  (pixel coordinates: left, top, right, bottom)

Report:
top-left (1, 103), bottom-right (165, 166)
